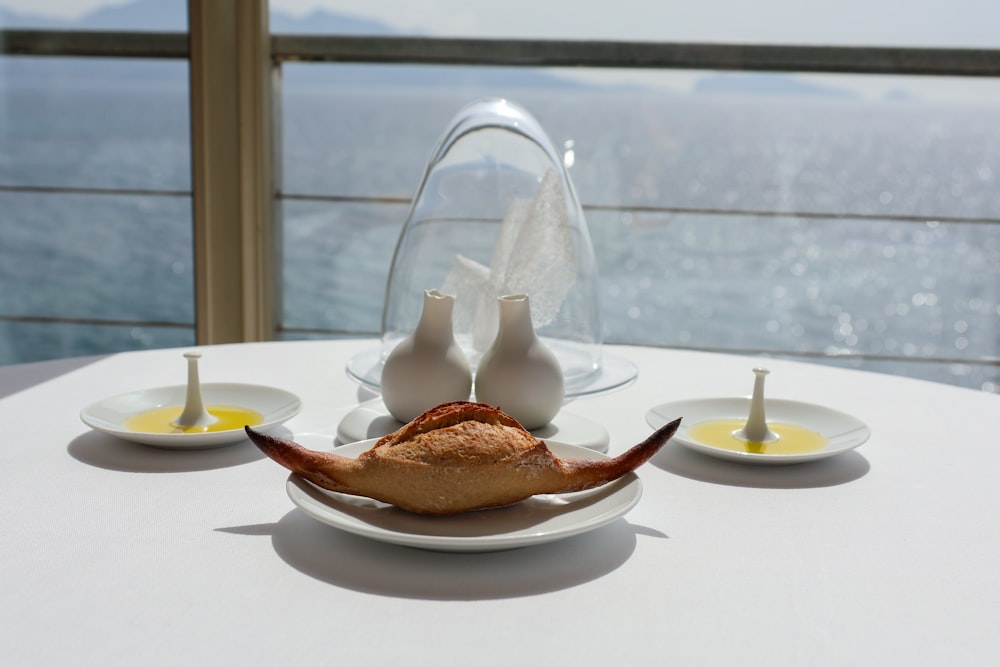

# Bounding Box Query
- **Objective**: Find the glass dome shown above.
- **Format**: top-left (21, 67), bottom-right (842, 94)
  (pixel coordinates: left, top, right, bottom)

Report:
top-left (382, 98), bottom-right (602, 391)
top-left (346, 98), bottom-right (636, 397)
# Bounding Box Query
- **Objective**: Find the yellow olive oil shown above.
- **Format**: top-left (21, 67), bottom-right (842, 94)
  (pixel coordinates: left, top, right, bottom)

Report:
top-left (125, 405), bottom-right (263, 434)
top-left (687, 419), bottom-right (827, 455)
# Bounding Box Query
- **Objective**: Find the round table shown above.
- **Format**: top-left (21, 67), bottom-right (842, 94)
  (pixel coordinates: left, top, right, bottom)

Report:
top-left (1, 339), bottom-right (997, 665)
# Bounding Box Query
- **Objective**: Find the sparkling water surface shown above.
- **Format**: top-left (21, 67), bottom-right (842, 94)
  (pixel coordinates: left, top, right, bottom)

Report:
top-left (1, 63), bottom-right (997, 390)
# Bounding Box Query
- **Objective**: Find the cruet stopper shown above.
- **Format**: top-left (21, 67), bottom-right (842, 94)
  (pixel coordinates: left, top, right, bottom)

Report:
top-left (733, 367), bottom-right (779, 443)
top-left (172, 352), bottom-right (218, 429)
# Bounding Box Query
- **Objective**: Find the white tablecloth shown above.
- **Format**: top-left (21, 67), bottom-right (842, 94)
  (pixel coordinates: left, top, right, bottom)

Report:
top-left (2, 340), bottom-right (998, 665)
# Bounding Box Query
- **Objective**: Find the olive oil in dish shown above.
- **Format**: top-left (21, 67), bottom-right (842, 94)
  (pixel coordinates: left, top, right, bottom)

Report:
top-left (687, 418), bottom-right (827, 454)
top-left (125, 405), bottom-right (263, 434)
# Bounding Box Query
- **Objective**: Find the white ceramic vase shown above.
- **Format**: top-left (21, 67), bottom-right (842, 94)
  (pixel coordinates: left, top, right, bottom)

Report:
top-left (474, 293), bottom-right (565, 430)
top-left (380, 289), bottom-right (473, 423)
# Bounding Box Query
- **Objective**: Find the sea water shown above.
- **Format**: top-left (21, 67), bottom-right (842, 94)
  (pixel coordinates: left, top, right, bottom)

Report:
top-left (1, 64), bottom-right (998, 391)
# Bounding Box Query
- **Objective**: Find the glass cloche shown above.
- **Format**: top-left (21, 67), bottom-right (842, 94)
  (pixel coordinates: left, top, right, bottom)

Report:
top-left (346, 98), bottom-right (636, 397)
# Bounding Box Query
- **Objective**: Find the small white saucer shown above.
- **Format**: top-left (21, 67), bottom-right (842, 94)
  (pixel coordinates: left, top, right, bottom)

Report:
top-left (345, 346), bottom-right (637, 399)
top-left (646, 398), bottom-right (870, 465)
top-left (81, 383), bottom-right (302, 449)
top-left (336, 398), bottom-right (610, 452)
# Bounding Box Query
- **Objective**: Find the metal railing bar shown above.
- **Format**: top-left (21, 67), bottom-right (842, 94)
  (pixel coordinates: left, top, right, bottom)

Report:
top-left (0, 29), bottom-right (188, 59)
top-left (5, 29), bottom-right (1000, 78)
top-left (278, 192), bottom-right (410, 206)
top-left (276, 325), bottom-right (363, 336)
top-left (640, 343), bottom-right (1000, 367)
top-left (6, 185), bottom-right (991, 228)
top-left (0, 314), bottom-right (193, 329)
top-left (277, 191), bottom-right (1000, 227)
top-left (583, 203), bottom-right (1000, 226)
top-left (0, 184), bottom-right (191, 198)
top-left (272, 35), bottom-right (1000, 78)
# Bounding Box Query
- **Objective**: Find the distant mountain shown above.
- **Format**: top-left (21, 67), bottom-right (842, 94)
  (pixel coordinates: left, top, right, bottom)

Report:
top-left (883, 87), bottom-right (916, 101)
top-left (271, 10), bottom-right (397, 35)
top-left (0, 0), bottom-right (394, 34)
top-left (693, 72), bottom-right (855, 98)
top-left (54, 0), bottom-right (186, 31)
top-left (0, 0), bottom-right (593, 91)
top-left (0, 6), bottom-right (65, 29)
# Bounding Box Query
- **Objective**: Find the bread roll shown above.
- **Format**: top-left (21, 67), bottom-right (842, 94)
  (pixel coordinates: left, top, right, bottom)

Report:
top-left (247, 401), bottom-right (680, 515)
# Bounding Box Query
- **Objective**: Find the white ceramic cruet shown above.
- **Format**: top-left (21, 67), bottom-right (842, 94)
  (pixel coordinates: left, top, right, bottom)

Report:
top-left (380, 289), bottom-right (473, 423)
top-left (474, 293), bottom-right (564, 430)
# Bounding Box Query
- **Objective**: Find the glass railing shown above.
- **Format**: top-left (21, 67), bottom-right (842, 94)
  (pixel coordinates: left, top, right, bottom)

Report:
top-left (271, 36), bottom-right (1000, 391)
top-left (0, 38), bottom-right (194, 362)
top-left (2, 28), bottom-right (998, 391)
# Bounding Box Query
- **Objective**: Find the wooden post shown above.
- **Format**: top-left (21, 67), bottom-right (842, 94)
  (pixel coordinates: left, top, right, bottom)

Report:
top-left (188, 0), bottom-right (275, 344)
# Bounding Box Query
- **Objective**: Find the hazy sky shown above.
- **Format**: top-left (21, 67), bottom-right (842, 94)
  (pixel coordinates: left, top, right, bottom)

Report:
top-left (5, 0), bottom-right (1000, 48)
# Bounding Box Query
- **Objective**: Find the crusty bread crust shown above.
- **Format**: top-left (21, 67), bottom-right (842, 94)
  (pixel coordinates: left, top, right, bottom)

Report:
top-left (365, 401), bottom-right (540, 465)
top-left (247, 401), bottom-right (680, 515)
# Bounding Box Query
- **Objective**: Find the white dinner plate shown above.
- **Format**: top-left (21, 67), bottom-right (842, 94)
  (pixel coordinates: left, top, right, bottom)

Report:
top-left (285, 439), bottom-right (643, 552)
top-left (335, 398), bottom-right (610, 452)
top-left (646, 397), bottom-right (870, 465)
top-left (80, 383), bottom-right (302, 449)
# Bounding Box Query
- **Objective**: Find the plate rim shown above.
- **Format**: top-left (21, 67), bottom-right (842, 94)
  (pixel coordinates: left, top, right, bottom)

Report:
top-left (285, 439), bottom-right (643, 552)
top-left (646, 397), bottom-right (870, 465)
top-left (79, 382), bottom-right (302, 448)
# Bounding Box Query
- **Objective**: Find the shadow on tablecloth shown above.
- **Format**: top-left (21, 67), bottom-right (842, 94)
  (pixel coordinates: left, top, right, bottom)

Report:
top-left (219, 509), bottom-right (663, 600)
top-left (652, 442), bottom-right (870, 488)
top-left (67, 429), bottom-right (268, 472)
top-left (0, 354), bottom-right (108, 399)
